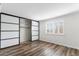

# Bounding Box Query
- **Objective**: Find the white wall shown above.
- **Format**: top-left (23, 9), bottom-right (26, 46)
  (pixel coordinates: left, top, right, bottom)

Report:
top-left (64, 11), bottom-right (79, 49)
top-left (0, 5), bottom-right (1, 12)
top-left (40, 11), bottom-right (79, 49)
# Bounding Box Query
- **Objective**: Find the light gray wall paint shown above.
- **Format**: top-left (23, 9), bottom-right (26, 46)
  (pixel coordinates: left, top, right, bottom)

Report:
top-left (64, 11), bottom-right (79, 49)
top-left (40, 11), bottom-right (79, 49)
top-left (0, 5), bottom-right (1, 12)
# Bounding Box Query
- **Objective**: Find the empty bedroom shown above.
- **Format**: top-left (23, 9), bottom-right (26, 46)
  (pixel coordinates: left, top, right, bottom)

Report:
top-left (0, 3), bottom-right (79, 56)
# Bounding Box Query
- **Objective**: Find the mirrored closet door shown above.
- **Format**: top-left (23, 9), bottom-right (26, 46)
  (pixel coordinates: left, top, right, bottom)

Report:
top-left (31, 21), bottom-right (39, 41)
top-left (0, 14), bottom-right (20, 48)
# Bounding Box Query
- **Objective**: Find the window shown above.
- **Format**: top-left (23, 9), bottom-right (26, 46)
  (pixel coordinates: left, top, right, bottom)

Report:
top-left (46, 20), bottom-right (64, 35)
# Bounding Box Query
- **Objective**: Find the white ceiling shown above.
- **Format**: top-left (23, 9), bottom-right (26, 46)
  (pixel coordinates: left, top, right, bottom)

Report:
top-left (1, 3), bottom-right (79, 21)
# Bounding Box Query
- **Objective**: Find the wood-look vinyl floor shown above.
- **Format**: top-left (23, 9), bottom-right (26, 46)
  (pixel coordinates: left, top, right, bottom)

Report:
top-left (0, 40), bottom-right (79, 56)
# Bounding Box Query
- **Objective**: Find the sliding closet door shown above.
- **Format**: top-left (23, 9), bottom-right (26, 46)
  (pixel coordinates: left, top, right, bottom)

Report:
top-left (31, 21), bottom-right (39, 41)
top-left (20, 18), bottom-right (31, 43)
top-left (0, 14), bottom-right (20, 48)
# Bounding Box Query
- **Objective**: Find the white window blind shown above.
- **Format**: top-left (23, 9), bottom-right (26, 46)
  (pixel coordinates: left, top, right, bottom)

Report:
top-left (46, 20), bottom-right (64, 35)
